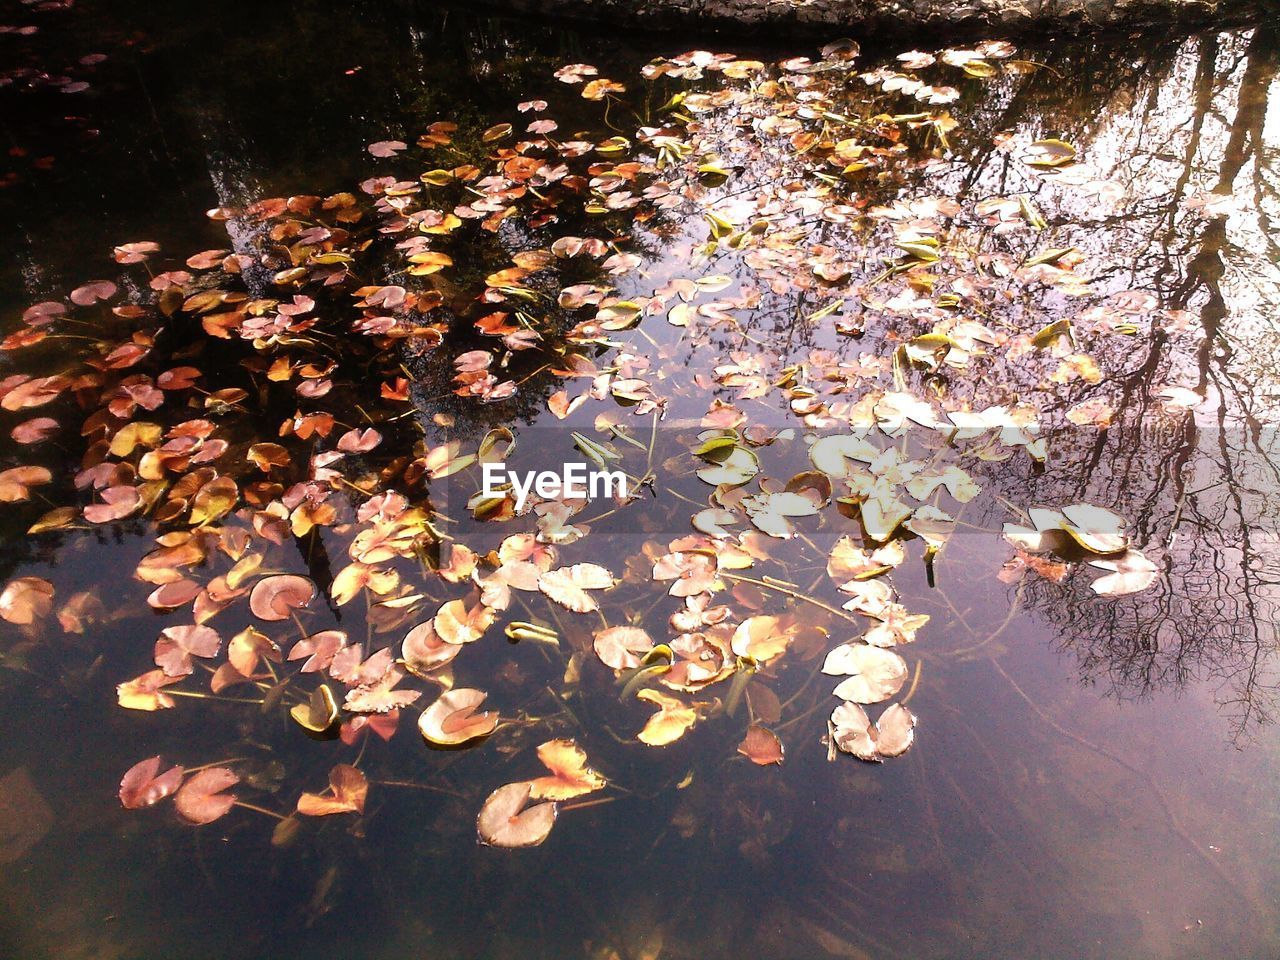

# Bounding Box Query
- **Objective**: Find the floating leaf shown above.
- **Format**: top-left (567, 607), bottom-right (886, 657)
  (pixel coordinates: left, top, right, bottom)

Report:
top-left (402, 620), bottom-right (462, 675)
top-left (830, 702), bottom-right (916, 761)
top-left (367, 140), bottom-right (407, 157)
top-left (249, 575), bottom-right (316, 621)
top-left (636, 688), bottom-right (697, 746)
top-left (345, 664), bottom-right (420, 714)
top-left (0, 466), bottom-right (52, 503)
top-left (419, 688), bottom-right (499, 746)
top-left (596, 300), bottom-right (643, 330)
top-left (696, 445), bottom-right (758, 487)
top-left (827, 537), bottom-right (902, 582)
top-left (154, 624), bottom-right (221, 677)
top-left (0, 576), bottom-right (54, 624)
top-left (731, 615), bottom-right (795, 663)
top-left (84, 485), bottom-right (142, 523)
top-left (69, 280), bottom-right (118, 306)
top-left (290, 684), bottom-right (340, 737)
top-left (528, 739), bottom-right (606, 800)
top-left (593, 625), bottom-right (652, 671)
top-left (1024, 138), bottom-right (1078, 167)
top-left (117, 669), bottom-right (183, 711)
top-left (189, 476), bottom-right (238, 525)
top-left (434, 598), bottom-right (494, 644)
top-left (823, 644), bottom-right (909, 704)
top-left (538, 563), bottom-right (616, 613)
top-left (1060, 503), bottom-right (1128, 554)
top-left (810, 434), bottom-right (877, 478)
top-left (477, 782), bottom-right (557, 848)
top-left (119, 757), bottom-right (184, 809)
top-left (297, 764), bottom-right (367, 816)
top-left (174, 768), bottom-right (239, 824)
top-left (1089, 550), bottom-right (1158, 596)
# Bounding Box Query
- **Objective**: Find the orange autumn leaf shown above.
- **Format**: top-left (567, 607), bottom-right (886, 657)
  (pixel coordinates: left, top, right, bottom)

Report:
top-left (0, 576), bottom-right (54, 624)
top-left (296, 764), bottom-right (368, 817)
top-left (0, 465), bottom-right (51, 502)
top-left (434, 597), bottom-right (493, 644)
top-left (636, 689), bottom-right (698, 746)
top-left (117, 668), bottom-right (183, 711)
top-left (528, 739), bottom-right (606, 801)
top-left (174, 768), bottom-right (239, 825)
top-left (737, 724), bottom-right (785, 766)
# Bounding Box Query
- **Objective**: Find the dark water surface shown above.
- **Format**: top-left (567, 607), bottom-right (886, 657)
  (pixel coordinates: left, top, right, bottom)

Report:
top-left (2, 2), bottom-right (1280, 959)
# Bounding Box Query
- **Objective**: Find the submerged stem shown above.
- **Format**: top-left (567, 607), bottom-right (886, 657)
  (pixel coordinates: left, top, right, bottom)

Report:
top-left (722, 571), bottom-right (861, 625)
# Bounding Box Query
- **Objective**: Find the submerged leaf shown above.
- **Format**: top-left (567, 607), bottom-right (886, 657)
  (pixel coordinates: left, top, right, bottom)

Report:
top-left (738, 725), bottom-right (784, 766)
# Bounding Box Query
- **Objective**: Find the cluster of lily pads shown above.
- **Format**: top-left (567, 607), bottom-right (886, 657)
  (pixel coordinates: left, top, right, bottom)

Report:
top-left (0, 35), bottom-right (1177, 848)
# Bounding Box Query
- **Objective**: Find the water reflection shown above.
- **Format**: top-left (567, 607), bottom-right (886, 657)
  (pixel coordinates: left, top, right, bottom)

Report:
top-left (0, 4), bottom-right (1279, 960)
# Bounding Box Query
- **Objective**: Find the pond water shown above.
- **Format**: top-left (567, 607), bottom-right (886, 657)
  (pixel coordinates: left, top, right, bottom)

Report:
top-left (2, 2), bottom-right (1280, 959)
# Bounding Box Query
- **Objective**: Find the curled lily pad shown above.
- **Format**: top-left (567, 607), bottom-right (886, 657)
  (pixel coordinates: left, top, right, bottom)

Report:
top-left (1024, 138), bottom-right (1078, 167)
top-left (478, 427), bottom-right (514, 463)
top-left (296, 764), bottom-right (367, 817)
top-left (1060, 503), bottom-right (1128, 554)
top-left (419, 688), bottom-right (499, 747)
top-left (696, 445), bottom-right (758, 487)
top-left (290, 684), bottom-right (340, 738)
top-left (249, 575), bottom-right (316, 621)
